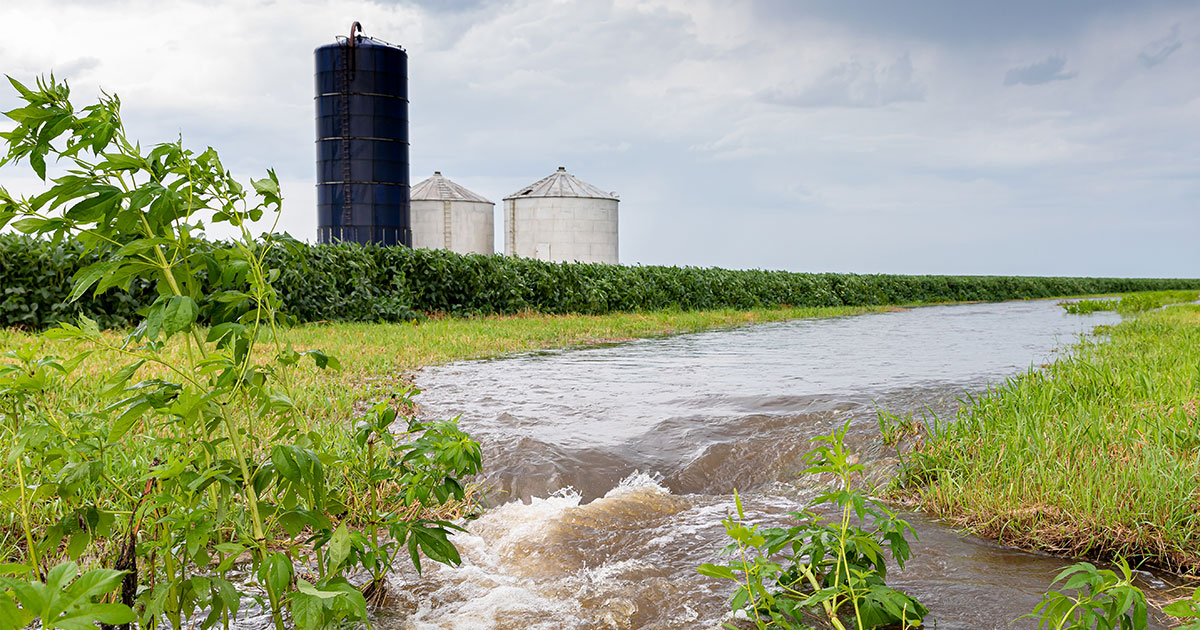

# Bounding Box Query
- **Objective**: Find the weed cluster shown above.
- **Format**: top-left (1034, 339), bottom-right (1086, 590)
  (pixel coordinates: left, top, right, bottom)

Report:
top-left (700, 424), bottom-right (927, 629)
top-left (0, 75), bottom-right (480, 629)
top-left (702, 426), bottom-right (1200, 629)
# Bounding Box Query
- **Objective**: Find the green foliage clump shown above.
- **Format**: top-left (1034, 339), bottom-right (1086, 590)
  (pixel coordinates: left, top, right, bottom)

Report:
top-left (1023, 560), bottom-right (1148, 630)
top-left (0, 74), bottom-right (480, 630)
top-left (0, 234), bottom-right (151, 329)
top-left (699, 424), bottom-right (927, 630)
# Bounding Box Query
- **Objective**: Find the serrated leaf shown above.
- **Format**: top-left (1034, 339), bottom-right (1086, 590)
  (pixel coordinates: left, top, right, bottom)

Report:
top-left (68, 260), bottom-right (119, 302)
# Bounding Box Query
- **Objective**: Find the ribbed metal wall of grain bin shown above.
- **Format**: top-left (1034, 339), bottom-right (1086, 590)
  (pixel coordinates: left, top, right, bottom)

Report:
top-left (410, 172), bottom-right (495, 255)
top-left (314, 23), bottom-right (410, 246)
top-left (504, 167), bottom-right (619, 264)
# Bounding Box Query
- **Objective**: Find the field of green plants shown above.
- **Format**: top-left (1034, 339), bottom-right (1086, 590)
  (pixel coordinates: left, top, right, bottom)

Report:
top-left (5, 231), bottom-right (1200, 330)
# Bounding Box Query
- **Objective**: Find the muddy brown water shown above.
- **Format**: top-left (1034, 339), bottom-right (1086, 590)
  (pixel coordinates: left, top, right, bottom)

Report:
top-left (375, 301), bottom-right (1179, 629)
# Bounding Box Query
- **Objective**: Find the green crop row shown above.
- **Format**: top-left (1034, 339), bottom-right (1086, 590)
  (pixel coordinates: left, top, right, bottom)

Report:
top-left (3, 233), bottom-right (1199, 330)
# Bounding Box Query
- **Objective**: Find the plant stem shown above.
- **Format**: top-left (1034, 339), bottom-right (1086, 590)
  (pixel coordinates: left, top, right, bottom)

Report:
top-left (14, 460), bottom-right (42, 579)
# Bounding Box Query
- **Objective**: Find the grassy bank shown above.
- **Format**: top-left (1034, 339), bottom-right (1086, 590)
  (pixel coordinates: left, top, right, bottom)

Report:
top-left (894, 305), bottom-right (1200, 574)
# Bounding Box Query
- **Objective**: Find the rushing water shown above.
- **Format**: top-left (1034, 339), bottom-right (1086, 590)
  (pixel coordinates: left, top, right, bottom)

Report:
top-left (375, 301), bottom-right (1175, 629)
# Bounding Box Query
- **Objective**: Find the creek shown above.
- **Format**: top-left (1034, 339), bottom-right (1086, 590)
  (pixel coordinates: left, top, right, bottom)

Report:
top-left (377, 300), bottom-right (1176, 629)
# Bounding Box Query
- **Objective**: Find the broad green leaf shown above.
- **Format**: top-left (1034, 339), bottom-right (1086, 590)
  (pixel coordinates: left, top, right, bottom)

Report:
top-left (1165, 600), bottom-right (1200, 617)
top-left (290, 590), bottom-right (324, 630)
top-left (52, 603), bottom-right (135, 630)
top-left (10, 217), bottom-right (47, 234)
top-left (327, 523), bottom-right (351, 571)
top-left (62, 567), bottom-right (124, 603)
top-left (63, 188), bottom-right (120, 223)
top-left (271, 445), bottom-right (302, 483)
top-left (68, 260), bottom-right (119, 302)
top-left (45, 561), bottom-right (79, 592)
top-left (107, 399), bottom-right (151, 443)
top-left (161, 296), bottom-right (198, 337)
top-left (296, 579), bottom-right (342, 600)
top-left (0, 596), bottom-right (32, 630)
top-left (697, 563), bottom-right (737, 580)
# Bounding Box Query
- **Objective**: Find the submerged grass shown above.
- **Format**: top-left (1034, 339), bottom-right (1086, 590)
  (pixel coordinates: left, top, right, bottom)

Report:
top-left (894, 305), bottom-right (1200, 574)
top-left (1061, 289), bottom-right (1200, 314)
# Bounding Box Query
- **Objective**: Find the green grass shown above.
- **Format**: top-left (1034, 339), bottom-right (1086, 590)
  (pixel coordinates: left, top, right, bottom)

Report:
top-left (1061, 289), bottom-right (1200, 314)
top-left (894, 305), bottom-right (1200, 573)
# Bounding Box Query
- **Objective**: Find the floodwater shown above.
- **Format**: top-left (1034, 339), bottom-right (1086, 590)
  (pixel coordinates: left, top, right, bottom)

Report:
top-left (377, 301), bottom-right (1175, 629)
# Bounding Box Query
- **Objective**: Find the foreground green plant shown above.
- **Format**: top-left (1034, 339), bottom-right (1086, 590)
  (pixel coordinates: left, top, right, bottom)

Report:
top-left (0, 560), bottom-right (135, 630)
top-left (700, 424), bottom-right (927, 629)
top-left (1164, 587), bottom-right (1200, 629)
top-left (1023, 559), bottom-right (1148, 630)
top-left (0, 74), bottom-right (479, 629)
top-left (1024, 559), bottom-right (1200, 630)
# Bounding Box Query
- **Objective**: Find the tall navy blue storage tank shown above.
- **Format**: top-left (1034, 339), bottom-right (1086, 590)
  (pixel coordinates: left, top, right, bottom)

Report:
top-left (314, 23), bottom-right (410, 246)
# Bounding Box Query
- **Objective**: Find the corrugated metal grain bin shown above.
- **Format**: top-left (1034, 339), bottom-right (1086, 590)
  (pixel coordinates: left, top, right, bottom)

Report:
top-left (410, 172), bottom-right (495, 255)
top-left (314, 23), bottom-right (410, 246)
top-left (504, 167), bottom-right (619, 264)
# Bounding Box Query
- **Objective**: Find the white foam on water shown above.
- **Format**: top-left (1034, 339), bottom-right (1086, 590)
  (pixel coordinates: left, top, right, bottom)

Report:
top-left (607, 470), bottom-right (668, 495)
top-left (381, 475), bottom-right (714, 629)
top-left (400, 582), bottom-right (580, 630)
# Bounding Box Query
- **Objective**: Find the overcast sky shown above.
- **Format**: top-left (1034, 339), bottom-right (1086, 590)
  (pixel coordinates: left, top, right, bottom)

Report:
top-left (1, 0), bottom-right (1197, 276)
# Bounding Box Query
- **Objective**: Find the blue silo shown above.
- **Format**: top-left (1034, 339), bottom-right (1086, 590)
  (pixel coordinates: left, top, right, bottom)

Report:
top-left (314, 22), bottom-right (410, 246)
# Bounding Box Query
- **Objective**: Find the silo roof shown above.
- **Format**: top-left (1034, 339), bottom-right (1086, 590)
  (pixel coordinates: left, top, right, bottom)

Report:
top-left (410, 172), bottom-right (493, 204)
top-left (503, 167), bottom-right (619, 201)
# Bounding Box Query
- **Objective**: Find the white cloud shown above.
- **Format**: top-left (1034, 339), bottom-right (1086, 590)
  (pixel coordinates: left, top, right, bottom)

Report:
top-left (0, 0), bottom-right (1197, 276)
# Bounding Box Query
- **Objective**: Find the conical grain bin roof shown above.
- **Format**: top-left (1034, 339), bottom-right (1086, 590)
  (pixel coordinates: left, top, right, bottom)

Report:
top-left (504, 167), bottom-right (618, 201)
top-left (411, 171), bottom-right (492, 204)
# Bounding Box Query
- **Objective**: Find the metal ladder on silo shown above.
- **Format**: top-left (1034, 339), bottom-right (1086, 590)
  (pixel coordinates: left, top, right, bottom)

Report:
top-left (339, 25), bottom-right (361, 236)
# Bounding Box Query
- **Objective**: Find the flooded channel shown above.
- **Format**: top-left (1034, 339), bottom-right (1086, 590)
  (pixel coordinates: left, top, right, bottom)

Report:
top-left (376, 301), bottom-right (1173, 629)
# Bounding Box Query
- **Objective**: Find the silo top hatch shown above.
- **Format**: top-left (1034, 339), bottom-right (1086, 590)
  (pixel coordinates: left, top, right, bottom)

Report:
top-left (411, 172), bottom-right (493, 204)
top-left (504, 167), bottom-right (619, 201)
